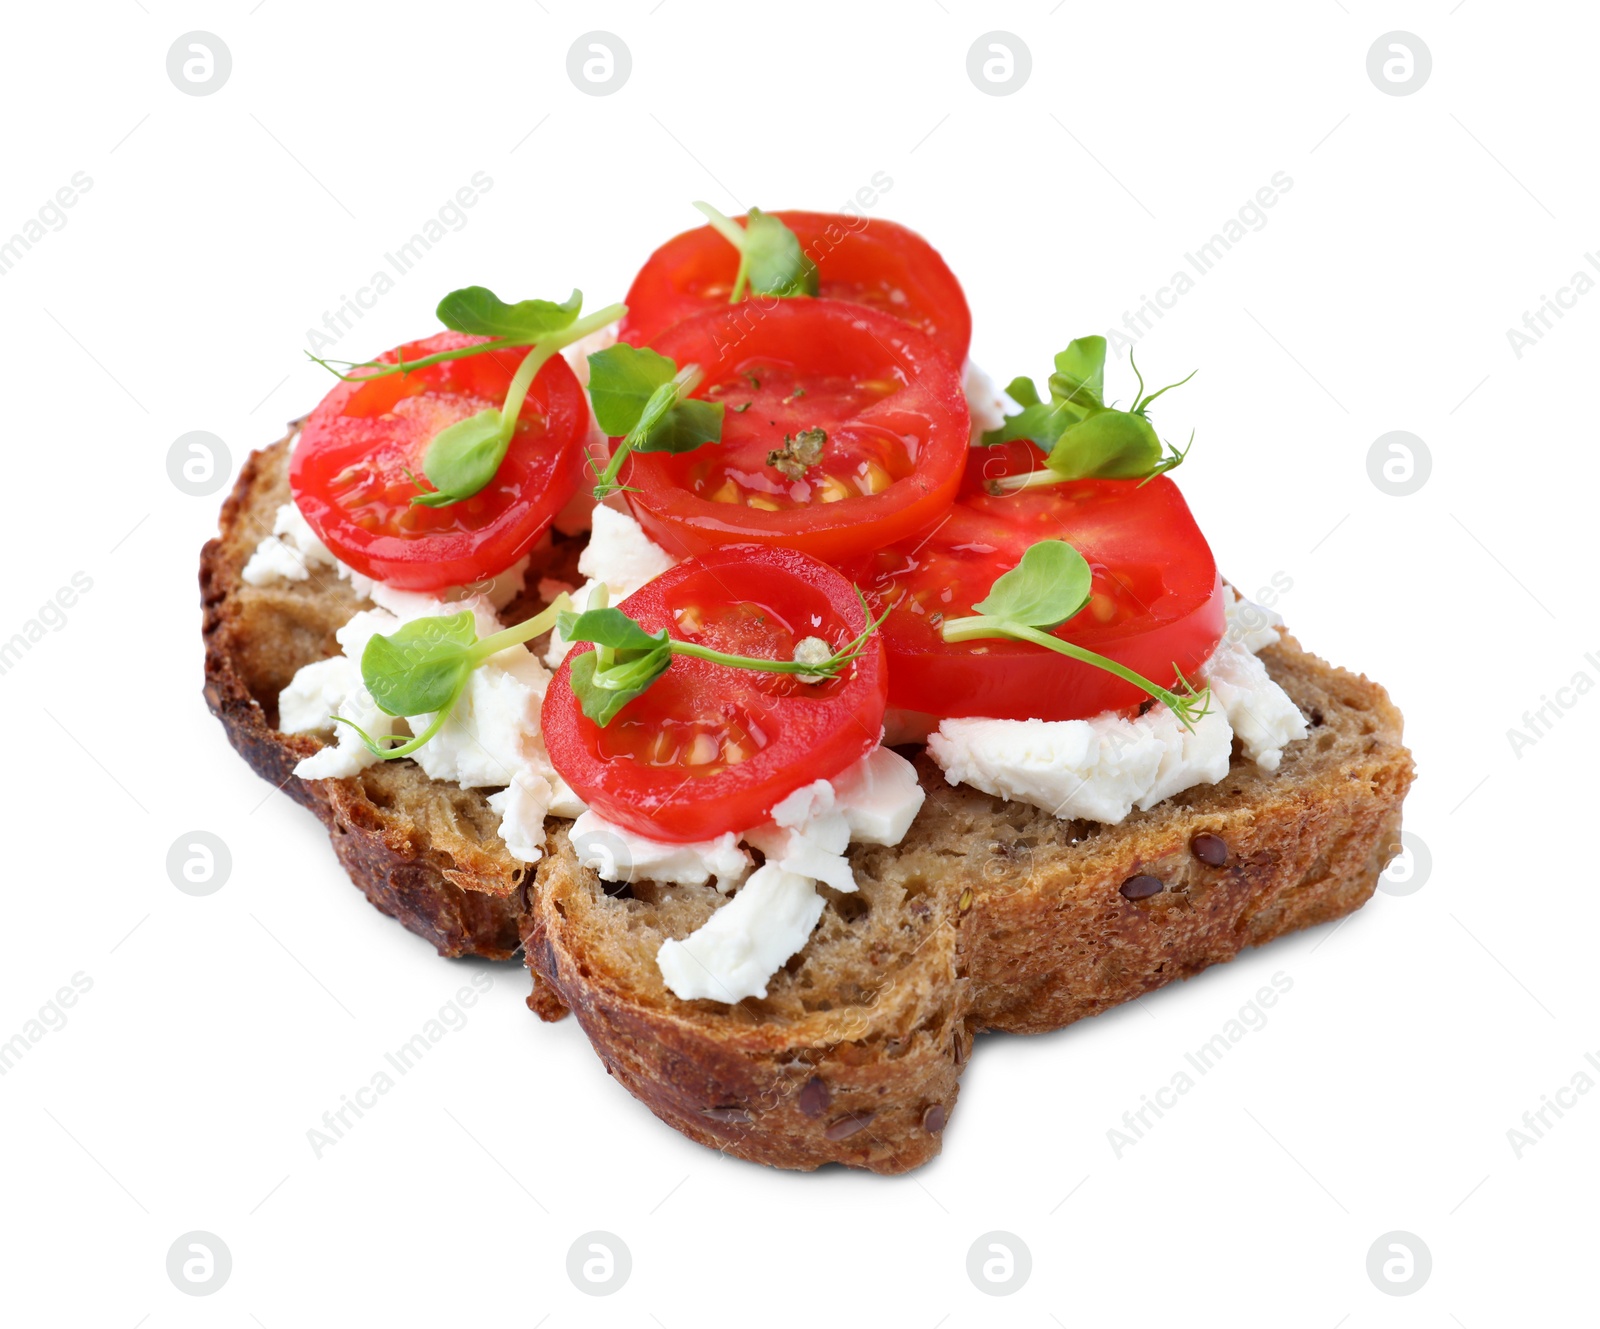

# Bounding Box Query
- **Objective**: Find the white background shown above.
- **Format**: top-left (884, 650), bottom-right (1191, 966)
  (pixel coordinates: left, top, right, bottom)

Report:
top-left (0, 2), bottom-right (1591, 1324)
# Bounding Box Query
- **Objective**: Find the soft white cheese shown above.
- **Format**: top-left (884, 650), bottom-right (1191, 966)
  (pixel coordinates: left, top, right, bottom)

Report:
top-left (926, 588), bottom-right (1306, 822)
top-left (486, 769), bottom-right (555, 862)
top-left (565, 747), bottom-right (924, 1005)
top-left (655, 865), bottom-right (824, 1003)
top-left (241, 494), bottom-right (339, 587)
top-left (1205, 637), bottom-right (1307, 771)
top-left (567, 810), bottom-right (752, 892)
top-left (544, 505), bottom-right (677, 666)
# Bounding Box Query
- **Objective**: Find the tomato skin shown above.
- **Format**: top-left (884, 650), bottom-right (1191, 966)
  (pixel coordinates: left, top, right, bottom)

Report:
top-left (290, 332), bottom-right (586, 591)
top-left (849, 450), bottom-right (1225, 723)
top-left (619, 210), bottom-right (971, 364)
top-left (542, 546), bottom-right (887, 843)
top-left (618, 300), bottom-right (969, 565)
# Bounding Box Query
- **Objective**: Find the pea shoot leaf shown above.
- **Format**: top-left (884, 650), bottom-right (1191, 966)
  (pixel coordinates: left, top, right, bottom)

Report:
top-left (567, 646), bottom-right (673, 726)
top-left (1045, 410), bottom-right (1165, 481)
top-left (1046, 336), bottom-right (1107, 411)
top-left (587, 344), bottom-right (725, 495)
top-left (411, 409), bottom-right (509, 508)
top-left (742, 208), bottom-right (819, 297)
top-left (971, 540), bottom-right (1093, 630)
top-left (980, 336), bottom-right (1194, 488)
top-left (587, 343), bottom-right (679, 437)
top-left (435, 286), bottom-right (583, 341)
top-left (556, 606), bottom-right (668, 654)
top-left (360, 612), bottom-right (480, 717)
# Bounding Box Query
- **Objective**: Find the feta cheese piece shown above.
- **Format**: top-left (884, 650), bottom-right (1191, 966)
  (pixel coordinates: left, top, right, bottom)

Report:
top-left (930, 713), bottom-right (1170, 823)
top-left (486, 769), bottom-right (555, 863)
top-left (832, 743), bottom-right (926, 844)
top-left (1222, 583), bottom-right (1286, 654)
top-left (744, 779), bottom-right (856, 893)
top-left (655, 865), bottom-right (824, 1003)
top-left (1202, 638), bottom-right (1307, 771)
top-left (545, 505), bottom-right (677, 666)
top-left (410, 647), bottom-right (552, 789)
top-left (241, 495), bottom-right (337, 586)
top-left (568, 810), bottom-right (751, 891)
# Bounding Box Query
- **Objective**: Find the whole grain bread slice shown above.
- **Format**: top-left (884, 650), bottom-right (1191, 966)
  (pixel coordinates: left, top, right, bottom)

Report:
top-left (522, 637), bottom-right (1413, 1172)
top-left (204, 436), bottom-right (1414, 1171)
top-left (200, 431), bottom-right (580, 961)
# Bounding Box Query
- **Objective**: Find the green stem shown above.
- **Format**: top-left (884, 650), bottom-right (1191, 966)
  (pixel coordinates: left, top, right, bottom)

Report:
top-left (593, 364), bottom-right (704, 498)
top-left (986, 468), bottom-right (1071, 495)
top-left (693, 201), bottom-right (750, 302)
top-left (941, 614), bottom-right (1207, 724)
top-left (668, 640), bottom-right (856, 675)
top-left (310, 340), bottom-right (516, 382)
top-left (334, 696), bottom-right (458, 761)
top-left (469, 595), bottom-right (572, 663)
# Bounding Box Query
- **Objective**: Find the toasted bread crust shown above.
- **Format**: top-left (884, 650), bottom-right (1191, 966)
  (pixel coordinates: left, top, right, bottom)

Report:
top-left (200, 432), bottom-right (552, 963)
top-left (523, 638), bottom-right (1414, 1172)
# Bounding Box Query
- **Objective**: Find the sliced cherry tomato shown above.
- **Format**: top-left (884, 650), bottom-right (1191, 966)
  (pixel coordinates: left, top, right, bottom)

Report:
top-left (542, 546), bottom-right (887, 842)
top-left (847, 442), bottom-right (1224, 723)
top-left (619, 210), bottom-right (971, 364)
top-left (291, 331), bottom-right (585, 591)
top-left (618, 300), bottom-right (969, 565)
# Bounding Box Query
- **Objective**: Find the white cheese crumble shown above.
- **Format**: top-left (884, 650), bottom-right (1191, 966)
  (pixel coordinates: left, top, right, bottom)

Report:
top-left (544, 505), bottom-right (677, 667)
top-left (655, 866), bottom-right (823, 1005)
top-left (577, 746), bottom-right (925, 1004)
top-left (925, 588), bottom-right (1308, 822)
top-left (276, 582), bottom-right (580, 859)
top-left (568, 812), bottom-right (752, 892)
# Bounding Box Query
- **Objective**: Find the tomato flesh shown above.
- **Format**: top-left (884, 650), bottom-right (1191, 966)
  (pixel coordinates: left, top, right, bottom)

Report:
top-left (620, 300), bottom-right (968, 565)
top-left (291, 331), bottom-right (585, 591)
top-left (847, 444), bottom-right (1225, 722)
top-left (619, 211), bottom-right (971, 364)
top-left (542, 546), bottom-right (887, 842)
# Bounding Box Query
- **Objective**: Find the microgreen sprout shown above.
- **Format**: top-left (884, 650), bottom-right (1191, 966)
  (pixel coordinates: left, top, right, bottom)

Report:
top-left (586, 343), bottom-right (724, 499)
top-left (980, 336), bottom-right (1196, 494)
top-left (939, 540), bottom-right (1212, 730)
top-left (559, 588), bottom-right (889, 726)
top-left (692, 202), bottom-right (819, 302)
top-left (332, 595), bottom-right (572, 758)
top-left (308, 286), bottom-right (625, 509)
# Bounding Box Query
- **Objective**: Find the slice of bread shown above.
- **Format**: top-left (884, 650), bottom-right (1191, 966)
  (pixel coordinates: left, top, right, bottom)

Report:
top-left (204, 437), bottom-right (1414, 1170)
top-left (525, 638), bottom-right (1412, 1171)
